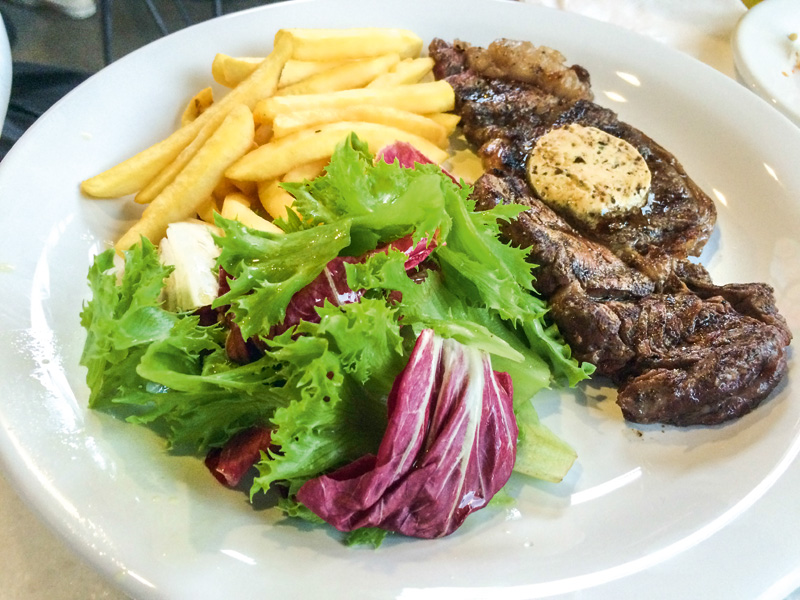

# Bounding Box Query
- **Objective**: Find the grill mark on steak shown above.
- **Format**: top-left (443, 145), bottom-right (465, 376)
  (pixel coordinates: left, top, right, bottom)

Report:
top-left (430, 38), bottom-right (717, 271)
top-left (465, 156), bottom-right (790, 426)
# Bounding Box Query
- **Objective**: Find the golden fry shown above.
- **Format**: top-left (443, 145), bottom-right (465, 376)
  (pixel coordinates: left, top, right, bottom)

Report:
top-left (80, 125), bottom-right (198, 199)
top-left (366, 57), bottom-right (434, 88)
top-left (425, 112), bottom-right (461, 136)
top-left (257, 179), bottom-right (296, 222)
top-left (221, 192), bottom-right (283, 233)
top-left (275, 54), bottom-right (400, 96)
top-left (196, 197), bottom-right (220, 224)
top-left (135, 41), bottom-right (290, 204)
top-left (227, 121), bottom-right (448, 182)
top-left (255, 80), bottom-right (455, 123)
top-left (116, 104), bottom-right (255, 251)
top-left (283, 157), bottom-right (329, 182)
top-left (82, 36), bottom-right (291, 199)
top-left (280, 59), bottom-right (348, 88)
top-left (272, 105), bottom-right (448, 148)
top-left (254, 122), bottom-right (273, 145)
top-left (181, 87), bottom-right (214, 126)
top-left (274, 28), bottom-right (422, 61)
top-left (212, 54), bottom-right (261, 88)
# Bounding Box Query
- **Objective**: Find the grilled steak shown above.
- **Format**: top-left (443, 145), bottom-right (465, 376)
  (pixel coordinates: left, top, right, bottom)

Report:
top-left (430, 38), bottom-right (717, 272)
top-left (472, 171), bottom-right (791, 426)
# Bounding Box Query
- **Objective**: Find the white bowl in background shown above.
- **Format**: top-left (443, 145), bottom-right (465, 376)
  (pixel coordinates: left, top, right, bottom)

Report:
top-left (0, 13), bottom-right (11, 132)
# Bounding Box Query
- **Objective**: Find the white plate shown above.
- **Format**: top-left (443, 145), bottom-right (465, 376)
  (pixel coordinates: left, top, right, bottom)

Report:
top-left (732, 0), bottom-right (800, 126)
top-left (1, 0), bottom-right (799, 598)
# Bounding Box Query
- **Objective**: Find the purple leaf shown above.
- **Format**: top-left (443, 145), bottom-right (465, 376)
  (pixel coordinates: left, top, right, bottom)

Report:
top-left (270, 235), bottom-right (435, 337)
top-left (205, 426), bottom-right (273, 487)
top-left (296, 329), bottom-right (517, 539)
top-left (378, 141), bottom-right (458, 183)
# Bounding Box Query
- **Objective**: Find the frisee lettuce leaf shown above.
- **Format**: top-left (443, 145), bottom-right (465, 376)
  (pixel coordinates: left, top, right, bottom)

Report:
top-left (252, 298), bottom-right (405, 497)
top-left (81, 241), bottom-right (287, 452)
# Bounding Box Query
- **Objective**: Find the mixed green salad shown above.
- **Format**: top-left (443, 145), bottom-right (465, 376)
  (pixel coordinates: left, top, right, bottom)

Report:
top-left (80, 134), bottom-right (593, 545)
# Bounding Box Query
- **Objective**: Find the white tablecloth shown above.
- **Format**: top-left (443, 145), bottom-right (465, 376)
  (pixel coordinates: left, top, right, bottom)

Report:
top-left (0, 1), bottom-right (762, 598)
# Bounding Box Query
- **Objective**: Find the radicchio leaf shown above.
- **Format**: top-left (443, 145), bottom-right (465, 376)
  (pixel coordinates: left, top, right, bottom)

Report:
top-left (377, 141), bottom-right (458, 183)
top-left (296, 329), bottom-right (517, 539)
top-left (205, 426), bottom-right (274, 487)
top-left (270, 234), bottom-right (435, 337)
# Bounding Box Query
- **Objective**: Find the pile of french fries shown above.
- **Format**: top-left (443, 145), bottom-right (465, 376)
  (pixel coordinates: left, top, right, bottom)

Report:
top-left (80, 28), bottom-right (460, 252)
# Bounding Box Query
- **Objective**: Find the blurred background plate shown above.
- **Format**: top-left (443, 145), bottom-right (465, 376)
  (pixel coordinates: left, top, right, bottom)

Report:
top-left (0, 12), bottom-right (12, 130)
top-left (732, 0), bottom-right (800, 125)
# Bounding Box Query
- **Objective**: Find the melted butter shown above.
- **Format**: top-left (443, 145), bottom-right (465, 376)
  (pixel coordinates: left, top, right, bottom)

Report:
top-left (527, 123), bottom-right (651, 223)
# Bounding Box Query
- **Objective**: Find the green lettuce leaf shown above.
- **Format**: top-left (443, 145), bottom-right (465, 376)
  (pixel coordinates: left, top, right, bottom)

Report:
top-left (80, 240), bottom-right (176, 410)
top-left (252, 299), bottom-right (405, 496)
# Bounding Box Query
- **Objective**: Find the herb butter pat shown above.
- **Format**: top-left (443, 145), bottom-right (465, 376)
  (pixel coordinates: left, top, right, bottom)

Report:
top-left (527, 123), bottom-right (651, 223)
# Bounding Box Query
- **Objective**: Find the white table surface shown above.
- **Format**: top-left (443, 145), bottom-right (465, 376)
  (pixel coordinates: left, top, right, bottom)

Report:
top-left (6, 1), bottom-right (791, 598)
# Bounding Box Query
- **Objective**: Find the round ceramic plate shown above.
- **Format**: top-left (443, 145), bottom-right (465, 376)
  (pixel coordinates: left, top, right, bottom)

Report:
top-left (732, 0), bottom-right (800, 126)
top-left (1, 0), bottom-right (799, 598)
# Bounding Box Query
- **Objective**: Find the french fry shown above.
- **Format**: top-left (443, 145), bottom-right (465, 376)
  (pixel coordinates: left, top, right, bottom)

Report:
top-left (256, 158), bottom-right (328, 221)
top-left (272, 105), bottom-right (448, 148)
top-left (230, 178), bottom-right (258, 197)
top-left (81, 125), bottom-right (198, 199)
top-left (181, 87), bottom-right (214, 126)
top-left (221, 192), bottom-right (283, 233)
top-left (257, 179), bottom-right (295, 222)
top-left (254, 122), bottom-right (273, 145)
top-left (283, 157), bottom-right (329, 182)
top-left (135, 40), bottom-right (291, 205)
top-left (275, 54), bottom-right (400, 96)
top-left (196, 197), bottom-right (220, 224)
top-left (82, 36), bottom-right (291, 199)
top-left (275, 28), bottom-right (423, 61)
top-left (212, 177), bottom-right (240, 202)
top-left (425, 112), bottom-right (461, 136)
top-left (366, 57), bottom-right (434, 88)
top-left (280, 59), bottom-right (349, 88)
top-left (116, 104), bottom-right (255, 251)
top-left (135, 117), bottom-right (219, 204)
top-left (227, 121), bottom-right (449, 182)
top-left (212, 54), bottom-right (261, 88)
top-left (254, 80), bottom-right (455, 123)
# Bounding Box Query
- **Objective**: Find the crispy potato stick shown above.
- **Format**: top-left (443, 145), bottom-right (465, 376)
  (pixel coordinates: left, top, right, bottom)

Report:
top-left (280, 59), bottom-right (349, 88)
top-left (283, 157), bottom-right (329, 182)
top-left (181, 87), bottom-right (214, 126)
top-left (272, 105), bottom-right (448, 148)
top-left (366, 57), bottom-right (434, 88)
top-left (257, 179), bottom-right (295, 222)
top-left (227, 121), bottom-right (448, 182)
top-left (212, 177), bottom-right (240, 202)
top-left (274, 28), bottom-right (423, 61)
top-left (257, 158), bottom-right (329, 221)
top-left (230, 178), bottom-right (258, 197)
top-left (81, 125), bottom-right (198, 199)
top-left (135, 42), bottom-right (291, 204)
top-left (211, 54), bottom-right (261, 88)
top-left (221, 192), bottom-right (283, 233)
top-left (82, 37), bottom-right (291, 199)
top-left (258, 157), bottom-right (330, 221)
top-left (425, 112), bottom-right (461, 136)
top-left (275, 54), bottom-right (400, 96)
top-left (254, 122), bottom-right (273, 145)
top-left (255, 80), bottom-right (455, 123)
top-left (196, 197), bottom-right (220, 224)
top-left (135, 117), bottom-right (219, 204)
top-left (116, 105), bottom-right (255, 251)
top-left (213, 55), bottom-right (359, 89)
